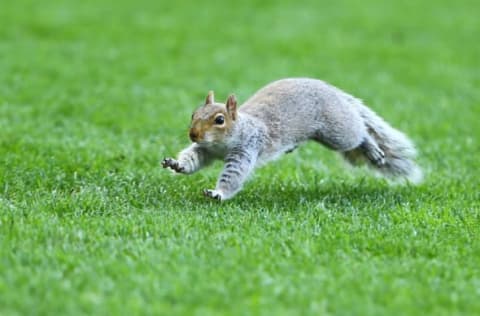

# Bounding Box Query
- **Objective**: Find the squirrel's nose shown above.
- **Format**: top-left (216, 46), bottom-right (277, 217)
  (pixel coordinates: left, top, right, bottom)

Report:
top-left (189, 130), bottom-right (199, 142)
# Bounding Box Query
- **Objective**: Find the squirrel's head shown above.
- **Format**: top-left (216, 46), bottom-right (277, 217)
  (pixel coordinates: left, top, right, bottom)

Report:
top-left (189, 91), bottom-right (237, 145)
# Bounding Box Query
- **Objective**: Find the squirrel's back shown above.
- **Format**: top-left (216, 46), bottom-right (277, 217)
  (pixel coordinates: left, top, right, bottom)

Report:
top-left (240, 78), bottom-right (365, 148)
top-left (241, 78), bottom-right (357, 118)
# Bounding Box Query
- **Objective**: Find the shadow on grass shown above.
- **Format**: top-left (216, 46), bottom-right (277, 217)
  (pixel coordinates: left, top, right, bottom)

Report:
top-left (196, 178), bottom-right (425, 212)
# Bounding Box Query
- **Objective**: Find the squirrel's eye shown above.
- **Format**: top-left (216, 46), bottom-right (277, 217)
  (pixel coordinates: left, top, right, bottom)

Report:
top-left (214, 115), bottom-right (225, 125)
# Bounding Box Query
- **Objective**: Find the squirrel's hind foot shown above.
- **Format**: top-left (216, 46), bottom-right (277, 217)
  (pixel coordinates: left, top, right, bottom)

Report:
top-left (360, 137), bottom-right (386, 166)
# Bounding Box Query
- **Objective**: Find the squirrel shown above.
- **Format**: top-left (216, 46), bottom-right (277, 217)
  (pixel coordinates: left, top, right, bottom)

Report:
top-left (162, 78), bottom-right (422, 201)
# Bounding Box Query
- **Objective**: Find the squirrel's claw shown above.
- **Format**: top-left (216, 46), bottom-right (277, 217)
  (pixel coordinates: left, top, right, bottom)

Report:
top-left (162, 158), bottom-right (173, 168)
top-left (365, 147), bottom-right (386, 167)
top-left (162, 158), bottom-right (185, 173)
top-left (203, 189), bottom-right (223, 201)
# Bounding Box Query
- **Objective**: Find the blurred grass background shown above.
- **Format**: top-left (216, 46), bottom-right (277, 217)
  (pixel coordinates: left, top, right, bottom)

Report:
top-left (1, 0), bottom-right (479, 315)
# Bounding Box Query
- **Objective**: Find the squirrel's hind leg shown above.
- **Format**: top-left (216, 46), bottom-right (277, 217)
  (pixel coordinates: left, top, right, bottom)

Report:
top-left (311, 123), bottom-right (385, 166)
top-left (342, 135), bottom-right (385, 167)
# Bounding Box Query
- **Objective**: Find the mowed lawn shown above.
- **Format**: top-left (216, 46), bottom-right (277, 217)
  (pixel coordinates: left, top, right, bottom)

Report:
top-left (1, 0), bottom-right (479, 315)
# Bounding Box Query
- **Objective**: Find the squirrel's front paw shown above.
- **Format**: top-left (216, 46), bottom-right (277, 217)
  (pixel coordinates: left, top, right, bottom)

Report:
top-left (203, 189), bottom-right (224, 201)
top-left (162, 157), bottom-right (185, 173)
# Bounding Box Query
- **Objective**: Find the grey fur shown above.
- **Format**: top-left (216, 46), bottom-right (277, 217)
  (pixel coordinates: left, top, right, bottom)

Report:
top-left (163, 78), bottom-right (422, 200)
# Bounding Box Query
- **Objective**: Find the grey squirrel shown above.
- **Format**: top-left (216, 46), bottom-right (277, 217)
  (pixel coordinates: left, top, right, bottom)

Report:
top-left (163, 78), bottom-right (422, 200)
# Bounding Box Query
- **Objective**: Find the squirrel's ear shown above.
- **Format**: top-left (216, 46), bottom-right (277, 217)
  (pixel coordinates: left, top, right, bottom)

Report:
top-left (205, 91), bottom-right (214, 105)
top-left (226, 94), bottom-right (237, 121)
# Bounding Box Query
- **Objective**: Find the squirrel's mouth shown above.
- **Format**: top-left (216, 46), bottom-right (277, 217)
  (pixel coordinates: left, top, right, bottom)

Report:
top-left (195, 139), bottom-right (222, 148)
top-left (194, 140), bottom-right (209, 146)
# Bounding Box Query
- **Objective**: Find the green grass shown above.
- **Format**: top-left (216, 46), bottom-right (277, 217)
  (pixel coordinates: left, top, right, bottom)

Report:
top-left (1, 0), bottom-right (479, 315)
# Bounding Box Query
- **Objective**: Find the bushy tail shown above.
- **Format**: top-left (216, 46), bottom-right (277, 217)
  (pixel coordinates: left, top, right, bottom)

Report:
top-left (342, 104), bottom-right (423, 184)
